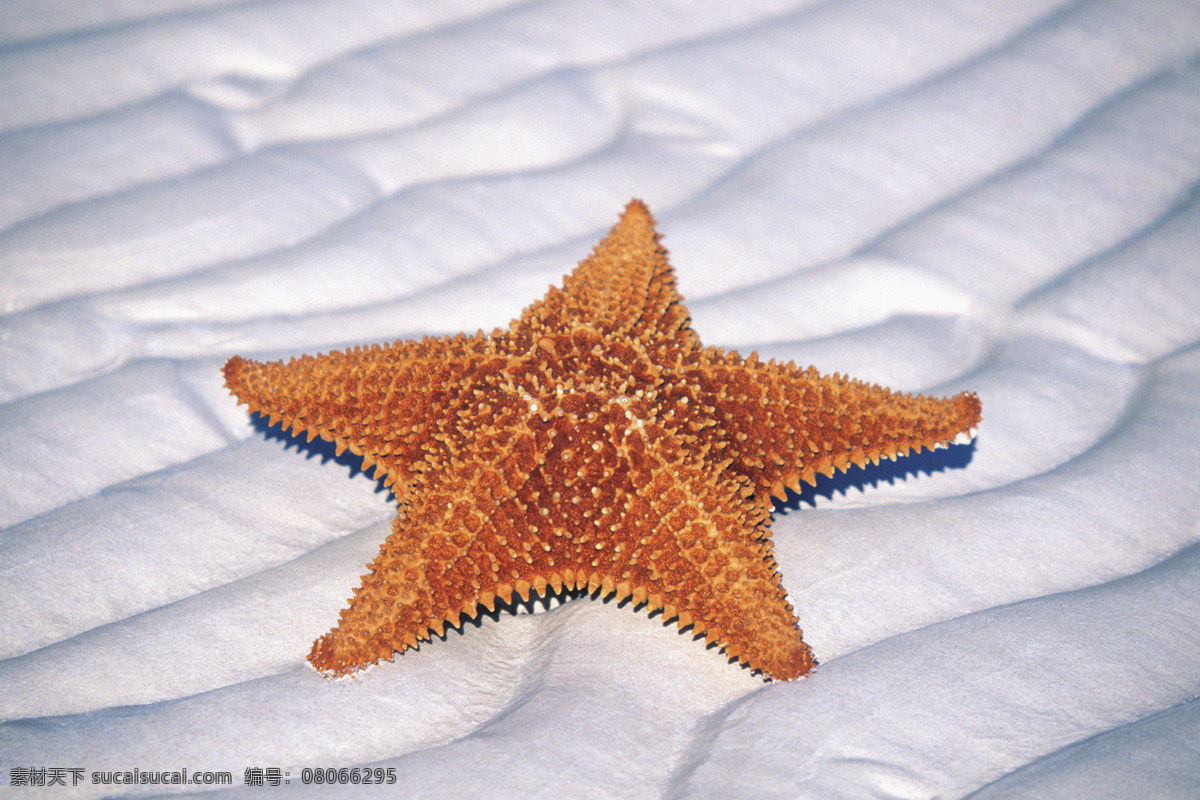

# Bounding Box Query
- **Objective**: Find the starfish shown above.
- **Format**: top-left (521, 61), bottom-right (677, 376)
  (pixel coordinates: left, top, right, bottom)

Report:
top-left (223, 200), bottom-right (980, 681)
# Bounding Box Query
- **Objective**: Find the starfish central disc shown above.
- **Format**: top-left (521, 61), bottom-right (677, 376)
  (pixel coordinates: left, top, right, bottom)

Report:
top-left (223, 200), bottom-right (981, 681)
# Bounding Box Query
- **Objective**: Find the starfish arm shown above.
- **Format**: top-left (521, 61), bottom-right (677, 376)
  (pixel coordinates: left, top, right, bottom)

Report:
top-left (222, 332), bottom-right (508, 490)
top-left (308, 459), bottom-right (525, 677)
top-left (623, 437), bottom-right (816, 681)
top-left (686, 350), bottom-right (982, 508)
top-left (308, 427), bottom-right (569, 677)
top-left (516, 200), bottom-right (699, 350)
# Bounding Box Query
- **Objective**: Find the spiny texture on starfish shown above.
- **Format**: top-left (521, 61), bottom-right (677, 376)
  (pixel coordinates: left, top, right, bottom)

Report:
top-left (223, 200), bottom-right (981, 681)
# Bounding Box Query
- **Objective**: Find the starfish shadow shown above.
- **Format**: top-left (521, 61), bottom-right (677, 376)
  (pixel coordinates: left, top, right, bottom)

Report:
top-left (252, 413), bottom-right (393, 497)
top-left (774, 438), bottom-right (978, 514)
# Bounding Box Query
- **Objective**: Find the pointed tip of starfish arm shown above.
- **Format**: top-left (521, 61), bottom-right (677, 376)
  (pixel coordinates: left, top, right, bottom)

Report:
top-left (623, 197), bottom-right (653, 221)
top-left (221, 353), bottom-right (278, 413)
top-left (942, 390), bottom-right (982, 445)
top-left (736, 631), bottom-right (816, 682)
top-left (307, 632), bottom-right (364, 679)
top-left (308, 628), bottom-right (417, 679)
top-left (221, 355), bottom-right (249, 399)
top-left (887, 388), bottom-right (982, 452)
top-left (954, 390), bottom-right (982, 427)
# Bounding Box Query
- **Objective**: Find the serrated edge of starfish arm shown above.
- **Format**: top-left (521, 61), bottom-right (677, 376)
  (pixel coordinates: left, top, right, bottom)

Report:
top-left (306, 564), bottom-right (812, 681)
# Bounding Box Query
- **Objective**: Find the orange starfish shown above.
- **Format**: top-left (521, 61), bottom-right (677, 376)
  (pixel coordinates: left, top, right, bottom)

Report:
top-left (223, 200), bottom-right (980, 681)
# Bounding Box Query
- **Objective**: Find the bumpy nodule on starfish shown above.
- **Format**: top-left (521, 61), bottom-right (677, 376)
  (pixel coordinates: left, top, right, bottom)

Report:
top-left (223, 200), bottom-right (981, 681)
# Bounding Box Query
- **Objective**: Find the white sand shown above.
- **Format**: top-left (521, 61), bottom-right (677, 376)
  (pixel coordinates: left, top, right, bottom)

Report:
top-left (2, 2), bottom-right (1199, 797)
